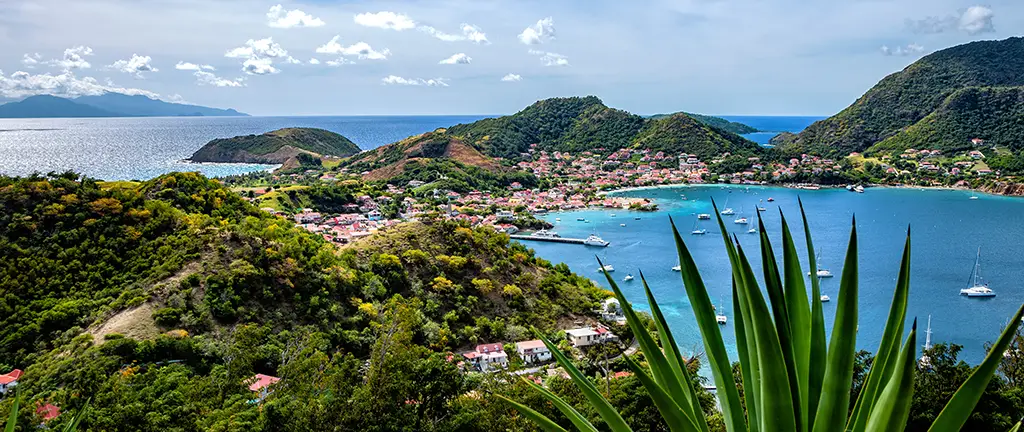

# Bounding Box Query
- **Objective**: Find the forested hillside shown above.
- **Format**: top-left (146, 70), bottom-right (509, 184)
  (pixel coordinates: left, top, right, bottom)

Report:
top-left (775, 37), bottom-right (1024, 156)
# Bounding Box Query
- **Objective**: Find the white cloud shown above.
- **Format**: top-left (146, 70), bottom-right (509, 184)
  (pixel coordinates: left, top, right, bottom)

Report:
top-left (0, 70), bottom-right (159, 98)
top-left (48, 46), bottom-right (94, 71)
top-left (418, 26), bottom-right (463, 41)
top-left (439, 53), bottom-right (472, 65)
top-left (381, 75), bottom-right (448, 87)
top-left (959, 6), bottom-right (995, 35)
top-left (906, 6), bottom-right (995, 35)
top-left (881, 43), bottom-right (925, 56)
top-left (308, 58), bottom-right (320, 65)
top-left (242, 57), bottom-right (278, 75)
top-left (109, 54), bottom-right (158, 78)
top-left (193, 70), bottom-right (244, 87)
top-left (175, 62), bottom-right (215, 71)
top-left (354, 11), bottom-right (416, 30)
top-left (316, 36), bottom-right (391, 60)
top-left (266, 4), bottom-right (325, 28)
top-left (529, 50), bottom-right (569, 66)
top-left (225, 37), bottom-right (296, 75)
top-left (326, 58), bottom-right (353, 67)
top-left (460, 24), bottom-right (488, 44)
top-left (518, 17), bottom-right (555, 45)
top-left (22, 53), bottom-right (42, 68)
top-left (501, 73), bottom-right (522, 82)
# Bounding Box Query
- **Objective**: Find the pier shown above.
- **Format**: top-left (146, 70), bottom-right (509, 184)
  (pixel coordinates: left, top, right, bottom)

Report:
top-left (509, 235), bottom-right (608, 246)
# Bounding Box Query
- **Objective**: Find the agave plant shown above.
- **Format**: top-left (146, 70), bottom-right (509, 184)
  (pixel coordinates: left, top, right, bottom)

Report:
top-left (3, 389), bottom-right (90, 432)
top-left (499, 200), bottom-right (1024, 432)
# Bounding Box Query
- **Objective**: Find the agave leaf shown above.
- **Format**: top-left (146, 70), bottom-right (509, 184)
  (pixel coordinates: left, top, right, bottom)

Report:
top-left (864, 321), bottom-right (917, 432)
top-left (780, 212), bottom-right (813, 431)
top-left (61, 398), bottom-right (90, 432)
top-left (4, 388), bottom-right (20, 432)
top-left (756, 215), bottom-right (803, 430)
top-left (812, 218), bottom-right (859, 432)
top-left (495, 394), bottom-right (574, 432)
top-left (638, 272), bottom-right (711, 432)
top-left (523, 378), bottom-right (600, 432)
top-left (734, 240), bottom-right (798, 431)
top-left (598, 258), bottom-right (702, 429)
top-left (928, 303), bottom-right (1024, 432)
top-left (536, 330), bottom-right (634, 432)
top-left (671, 214), bottom-right (748, 432)
top-left (731, 279), bottom-right (759, 432)
top-left (850, 229), bottom-right (912, 432)
top-left (799, 199), bottom-right (827, 423)
top-left (1008, 420), bottom-right (1022, 432)
top-left (623, 355), bottom-right (702, 432)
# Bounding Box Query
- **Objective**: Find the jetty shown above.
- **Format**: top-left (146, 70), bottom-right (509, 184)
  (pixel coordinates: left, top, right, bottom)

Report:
top-left (510, 235), bottom-right (608, 246)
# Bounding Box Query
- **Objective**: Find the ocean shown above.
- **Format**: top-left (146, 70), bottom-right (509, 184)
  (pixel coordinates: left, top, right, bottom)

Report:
top-left (0, 115), bottom-right (490, 180)
top-left (0, 115), bottom-right (819, 180)
top-left (521, 185), bottom-right (1024, 365)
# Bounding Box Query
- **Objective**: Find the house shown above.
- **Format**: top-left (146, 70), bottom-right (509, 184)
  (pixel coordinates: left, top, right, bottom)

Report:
top-left (0, 369), bottom-right (21, 394)
top-left (462, 343), bottom-right (508, 372)
top-left (515, 340), bottom-right (552, 365)
top-left (565, 328), bottom-right (601, 347)
top-left (36, 403), bottom-right (60, 423)
top-left (600, 298), bottom-right (625, 323)
top-left (247, 373), bottom-right (281, 402)
top-left (496, 210), bottom-right (515, 221)
top-left (969, 150), bottom-right (986, 159)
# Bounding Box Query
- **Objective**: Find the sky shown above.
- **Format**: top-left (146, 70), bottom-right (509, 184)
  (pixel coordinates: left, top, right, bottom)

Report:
top-left (0, 0), bottom-right (1019, 116)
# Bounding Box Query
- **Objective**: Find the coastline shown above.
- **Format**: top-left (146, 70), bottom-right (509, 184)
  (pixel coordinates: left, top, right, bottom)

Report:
top-left (599, 180), bottom-right (1021, 199)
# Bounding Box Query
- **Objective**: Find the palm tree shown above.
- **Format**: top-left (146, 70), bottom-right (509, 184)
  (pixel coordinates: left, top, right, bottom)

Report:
top-left (499, 200), bottom-right (1024, 432)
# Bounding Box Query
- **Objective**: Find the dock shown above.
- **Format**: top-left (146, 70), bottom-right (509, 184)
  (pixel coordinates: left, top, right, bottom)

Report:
top-left (510, 235), bottom-right (607, 246)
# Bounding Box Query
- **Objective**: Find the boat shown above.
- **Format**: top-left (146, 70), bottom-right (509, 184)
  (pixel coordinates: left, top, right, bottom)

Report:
top-left (970, 191), bottom-right (979, 200)
top-left (820, 294), bottom-right (831, 302)
top-left (767, 197), bottom-right (774, 202)
top-left (671, 265), bottom-right (681, 272)
top-left (854, 185), bottom-right (865, 193)
top-left (585, 220), bottom-right (591, 223)
top-left (691, 218), bottom-right (707, 235)
top-left (734, 214), bottom-right (749, 224)
top-left (583, 234), bottom-right (610, 247)
top-left (634, 217), bottom-right (641, 220)
top-left (576, 217), bottom-right (585, 221)
top-left (747, 224), bottom-right (757, 234)
top-left (720, 197), bottom-right (735, 215)
top-left (623, 274), bottom-right (634, 282)
top-left (620, 223), bottom-right (626, 227)
top-left (920, 315), bottom-right (933, 368)
top-left (757, 206), bottom-right (767, 212)
top-left (532, 230), bottom-right (561, 238)
top-left (697, 213), bottom-right (711, 220)
top-left (808, 250), bottom-right (834, 278)
top-left (597, 264), bottom-right (615, 273)
top-left (715, 298), bottom-right (727, 324)
top-left (611, 214), bottom-right (616, 217)
top-left (555, 218), bottom-right (561, 222)
top-left (960, 248), bottom-right (995, 297)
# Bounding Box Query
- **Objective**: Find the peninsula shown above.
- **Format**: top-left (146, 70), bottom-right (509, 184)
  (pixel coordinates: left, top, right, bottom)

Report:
top-left (188, 127), bottom-right (361, 169)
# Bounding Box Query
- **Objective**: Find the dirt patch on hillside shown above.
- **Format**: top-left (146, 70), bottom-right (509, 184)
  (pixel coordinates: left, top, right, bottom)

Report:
top-left (88, 303), bottom-right (161, 343)
top-left (444, 139), bottom-right (497, 170)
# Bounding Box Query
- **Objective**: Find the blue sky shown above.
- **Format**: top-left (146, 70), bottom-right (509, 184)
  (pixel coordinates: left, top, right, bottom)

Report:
top-left (0, 0), bottom-right (1018, 116)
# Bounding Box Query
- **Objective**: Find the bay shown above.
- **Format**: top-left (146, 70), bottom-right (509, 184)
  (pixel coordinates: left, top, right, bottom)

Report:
top-left (522, 185), bottom-right (1024, 365)
top-left (0, 115), bottom-right (490, 180)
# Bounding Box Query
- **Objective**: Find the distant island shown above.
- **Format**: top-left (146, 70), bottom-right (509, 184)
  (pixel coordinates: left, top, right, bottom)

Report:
top-left (0, 93), bottom-right (247, 118)
top-left (188, 127), bottom-right (362, 170)
top-left (649, 111), bottom-right (759, 135)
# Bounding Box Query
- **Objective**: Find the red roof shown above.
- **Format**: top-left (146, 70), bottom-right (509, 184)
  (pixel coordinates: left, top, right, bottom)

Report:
top-left (0, 369), bottom-right (21, 384)
top-left (36, 403), bottom-right (60, 421)
top-left (612, 371), bottom-right (634, 379)
top-left (475, 343), bottom-right (503, 353)
top-left (247, 374), bottom-right (281, 392)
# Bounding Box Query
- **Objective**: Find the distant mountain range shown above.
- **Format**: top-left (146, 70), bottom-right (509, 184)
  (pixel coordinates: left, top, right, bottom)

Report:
top-left (773, 36), bottom-right (1024, 156)
top-left (0, 93), bottom-right (248, 118)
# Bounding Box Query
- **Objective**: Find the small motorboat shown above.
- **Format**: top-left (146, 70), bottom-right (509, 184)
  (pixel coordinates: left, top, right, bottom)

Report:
top-left (555, 218), bottom-right (561, 221)
top-left (716, 314), bottom-right (728, 325)
top-left (767, 197), bottom-right (775, 202)
top-left (757, 206), bottom-right (767, 212)
top-left (697, 213), bottom-right (711, 220)
top-left (671, 265), bottom-right (681, 272)
top-left (623, 274), bottom-right (634, 282)
top-left (634, 217), bottom-right (641, 220)
top-left (577, 217), bottom-right (585, 221)
top-left (820, 295), bottom-right (831, 302)
top-left (620, 223), bottom-right (626, 227)
top-left (597, 265), bottom-right (615, 273)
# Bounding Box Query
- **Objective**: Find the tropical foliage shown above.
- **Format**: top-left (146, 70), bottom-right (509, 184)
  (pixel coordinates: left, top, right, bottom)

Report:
top-left (649, 112), bottom-right (759, 135)
top-left (502, 200), bottom-right (1024, 432)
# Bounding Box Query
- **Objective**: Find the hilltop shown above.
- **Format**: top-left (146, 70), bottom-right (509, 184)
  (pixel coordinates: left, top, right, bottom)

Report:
top-left (649, 111), bottom-right (759, 134)
top-left (343, 96), bottom-right (761, 184)
top-left (774, 37), bottom-right (1024, 156)
top-left (189, 127), bottom-right (361, 168)
top-left (0, 93), bottom-right (247, 118)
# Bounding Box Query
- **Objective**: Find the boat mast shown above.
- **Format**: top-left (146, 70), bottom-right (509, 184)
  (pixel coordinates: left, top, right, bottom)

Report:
top-left (923, 315), bottom-right (933, 351)
top-left (975, 247), bottom-right (983, 287)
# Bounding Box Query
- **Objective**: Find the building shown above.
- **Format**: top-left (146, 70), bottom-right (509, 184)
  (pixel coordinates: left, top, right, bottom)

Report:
top-left (36, 403), bottom-right (60, 423)
top-left (462, 343), bottom-right (509, 372)
top-left (248, 373), bottom-right (281, 402)
top-left (565, 326), bottom-right (618, 347)
top-left (515, 340), bottom-right (552, 365)
top-left (0, 369), bottom-right (21, 394)
top-left (496, 210), bottom-right (515, 221)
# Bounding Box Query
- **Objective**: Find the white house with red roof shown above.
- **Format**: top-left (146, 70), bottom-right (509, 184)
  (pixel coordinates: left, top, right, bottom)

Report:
top-left (247, 373), bottom-right (281, 402)
top-left (462, 343), bottom-right (508, 372)
top-left (0, 369), bottom-right (21, 394)
top-left (515, 340), bottom-right (552, 365)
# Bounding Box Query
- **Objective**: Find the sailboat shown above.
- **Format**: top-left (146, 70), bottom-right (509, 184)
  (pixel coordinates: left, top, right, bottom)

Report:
top-left (691, 218), bottom-right (707, 235)
top-left (919, 315), bottom-right (933, 368)
top-left (733, 207), bottom-right (749, 224)
top-left (716, 298), bottom-right (728, 324)
top-left (808, 250), bottom-right (834, 278)
top-left (960, 247), bottom-right (995, 297)
top-left (623, 274), bottom-right (634, 282)
top-left (970, 191), bottom-right (979, 200)
top-left (720, 197), bottom-right (735, 215)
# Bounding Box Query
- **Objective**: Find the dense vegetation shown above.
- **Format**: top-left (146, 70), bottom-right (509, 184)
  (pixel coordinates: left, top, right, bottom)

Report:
top-left (632, 114), bottom-right (762, 159)
top-left (189, 128), bottom-right (361, 163)
top-left (649, 112), bottom-right (759, 135)
top-left (776, 37), bottom-right (1024, 156)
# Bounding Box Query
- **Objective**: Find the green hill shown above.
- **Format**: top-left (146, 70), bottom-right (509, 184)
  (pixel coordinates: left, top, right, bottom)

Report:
top-left (775, 37), bottom-right (1024, 156)
top-left (650, 112), bottom-right (759, 134)
top-left (189, 127), bottom-right (361, 166)
top-left (632, 113), bottom-right (762, 159)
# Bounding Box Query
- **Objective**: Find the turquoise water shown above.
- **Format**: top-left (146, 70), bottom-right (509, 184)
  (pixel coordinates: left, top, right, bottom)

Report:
top-left (0, 115), bottom-right (490, 180)
top-left (522, 185), bottom-right (1024, 365)
top-left (722, 115), bottom-right (825, 145)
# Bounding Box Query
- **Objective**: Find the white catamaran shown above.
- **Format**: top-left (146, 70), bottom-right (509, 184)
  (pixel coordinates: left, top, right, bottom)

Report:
top-left (960, 247), bottom-right (995, 297)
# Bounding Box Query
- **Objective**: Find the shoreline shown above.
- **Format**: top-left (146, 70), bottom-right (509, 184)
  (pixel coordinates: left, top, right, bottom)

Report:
top-left (600, 181), bottom-right (1018, 199)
